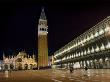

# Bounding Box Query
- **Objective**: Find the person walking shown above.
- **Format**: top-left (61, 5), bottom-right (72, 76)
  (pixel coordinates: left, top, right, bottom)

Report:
top-left (70, 67), bottom-right (74, 73)
top-left (85, 66), bottom-right (88, 71)
top-left (84, 66), bottom-right (88, 76)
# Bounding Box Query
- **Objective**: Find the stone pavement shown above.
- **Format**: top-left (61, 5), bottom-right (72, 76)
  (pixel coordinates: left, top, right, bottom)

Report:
top-left (0, 69), bottom-right (110, 82)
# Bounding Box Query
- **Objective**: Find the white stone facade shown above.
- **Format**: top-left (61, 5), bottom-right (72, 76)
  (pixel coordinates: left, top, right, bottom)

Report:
top-left (3, 51), bottom-right (37, 70)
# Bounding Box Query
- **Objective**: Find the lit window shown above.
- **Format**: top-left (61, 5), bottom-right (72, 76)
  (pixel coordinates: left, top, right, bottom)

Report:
top-left (83, 38), bottom-right (87, 43)
top-left (91, 46), bottom-right (95, 53)
top-left (80, 40), bottom-right (83, 44)
top-left (106, 41), bottom-right (110, 49)
top-left (94, 31), bottom-right (99, 37)
top-left (67, 56), bottom-right (68, 59)
top-left (74, 43), bottom-right (76, 47)
top-left (70, 55), bottom-right (72, 58)
top-left (90, 33), bottom-right (94, 39)
top-left (81, 51), bottom-right (83, 56)
top-left (105, 25), bottom-right (109, 32)
top-left (84, 50), bottom-right (86, 55)
top-left (86, 35), bottom-right (90, 41)
top-left (76, 43), bottom-right (78, 47)
top-left (99, 29), bottom-right (104, 35)
top-left (105, 57), bottom-right (108, 61)
top-left (78, 52), bottom-right (81, 56)
top-left (95, 45), bottom-right (100, 52)
top-left (75, 52), bottom-right (77, 57)
top-left (87, 48), bottom-right (90, 54)
top-left (87, 61), bottom-right (89, 65)
top-left (100, 43), bottom-right (105, 50)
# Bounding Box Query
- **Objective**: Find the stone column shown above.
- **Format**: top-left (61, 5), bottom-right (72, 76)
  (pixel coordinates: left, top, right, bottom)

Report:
top-left (87, 60), bottom-right (91, 68)
top-left (106, 60), bottom-right (109, 68)
top-left (93, 60), bottom-right (96, 69)
top-left (102, 58), bottom-right (106, 68)
top-left (79, 61), bottom-right (82, 68)
top-left (108, 58), bottom-right (110, 68)
top-left (82, 61), bottom-right (84, 68)
top-left (8, 64), bottom-right (10, 70)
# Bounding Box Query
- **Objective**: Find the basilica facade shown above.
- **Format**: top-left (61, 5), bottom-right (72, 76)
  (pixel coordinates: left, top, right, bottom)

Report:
top-left (3, 51), bottom-right (37, 70)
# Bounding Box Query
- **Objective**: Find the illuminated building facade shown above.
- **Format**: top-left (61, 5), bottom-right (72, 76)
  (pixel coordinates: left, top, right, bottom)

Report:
top-left (38, 7), bottom-right (48, 68)
top-left (0, 60), bottom-right (3, 70)
top-left (3, 51), bottom-right (37, 70)
top-left (53, 16), bottom-right (110, 69)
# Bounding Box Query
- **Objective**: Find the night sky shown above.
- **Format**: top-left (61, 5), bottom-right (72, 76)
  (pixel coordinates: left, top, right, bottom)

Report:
top-left (0, 1), bottom-right (110, 59)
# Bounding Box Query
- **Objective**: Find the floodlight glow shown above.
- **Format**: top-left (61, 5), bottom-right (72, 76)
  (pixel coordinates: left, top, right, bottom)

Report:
top-left (84, 50), bottom-right (87, 55)
top-left (90, 33), bottom-right (94, 39)
top-left (94, 32), bottom-right (99, 37)
top-left (87, 48), bottom-right (90, 54)
top-left (106, 41), bottom-right (110, 49)
top-left (105, 26), bottom-right (109, 32)
top-left (99, 29), bottom-right (104, 35)
top-left (91, 46), bottom-right (94, 53)
top-left (81, 51), bottom-right (83, 56)
top-left (100, 43), bottom-right (105, 50)
top-left (95, 45), bottom-right (100, 52)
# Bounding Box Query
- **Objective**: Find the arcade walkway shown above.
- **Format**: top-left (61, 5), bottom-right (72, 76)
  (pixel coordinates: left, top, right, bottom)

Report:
top-left (0, 69), bottom-right (110, 82)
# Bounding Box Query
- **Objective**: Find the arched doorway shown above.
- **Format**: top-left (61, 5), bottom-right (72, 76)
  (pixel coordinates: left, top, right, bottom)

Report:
top-left (16, 58), bottom-right (22, 70)
top-left (30, 64), bottom-right (33, 69)
top-left (24, 64), bottom-right (28, 70)
top-left (10, 64), bottom-right (14, 70)
top-left (99, 58), bottom-right (103, 68)
top-left (18, 63), bottom-right (22, 70)
top-left (4, 64), bottom-right (8, 70)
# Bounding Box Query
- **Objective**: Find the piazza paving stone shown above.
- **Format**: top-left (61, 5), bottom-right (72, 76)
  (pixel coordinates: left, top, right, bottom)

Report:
top-left (0, 69), bottom-right (110, 82)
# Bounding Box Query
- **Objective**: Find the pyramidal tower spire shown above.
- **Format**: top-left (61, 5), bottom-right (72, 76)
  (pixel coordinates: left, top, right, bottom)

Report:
top-left (40, 7), bottom-right (46, 20)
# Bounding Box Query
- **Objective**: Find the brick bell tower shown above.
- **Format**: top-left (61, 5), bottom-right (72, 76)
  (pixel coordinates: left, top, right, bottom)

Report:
top-left (38, 7), bottom-right (48, 68)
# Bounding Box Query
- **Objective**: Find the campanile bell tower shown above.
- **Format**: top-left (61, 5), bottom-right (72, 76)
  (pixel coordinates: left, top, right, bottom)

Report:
top-left (38, 7), bottom-right (48, 68)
